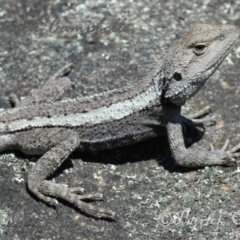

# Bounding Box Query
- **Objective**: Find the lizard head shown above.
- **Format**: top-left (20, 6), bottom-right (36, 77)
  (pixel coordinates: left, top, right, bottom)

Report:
top-left (163, 24), bottom-right (239, 106)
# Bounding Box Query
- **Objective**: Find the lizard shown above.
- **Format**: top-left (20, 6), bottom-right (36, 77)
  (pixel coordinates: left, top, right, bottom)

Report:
top-left (0, 24), bottom-right (240, 220)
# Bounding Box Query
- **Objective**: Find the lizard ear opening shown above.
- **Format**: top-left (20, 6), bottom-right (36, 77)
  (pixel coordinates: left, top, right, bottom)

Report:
top-left (173, 72), bottom-right (182, 81)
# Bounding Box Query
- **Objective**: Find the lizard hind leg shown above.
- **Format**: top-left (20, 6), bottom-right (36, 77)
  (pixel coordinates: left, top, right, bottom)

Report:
top-left (27, 129), bottom-right (80, 208)
top-left (9, 63), bottom-right (74, 107)
top-left (24, 128), bottom-right (116, 220)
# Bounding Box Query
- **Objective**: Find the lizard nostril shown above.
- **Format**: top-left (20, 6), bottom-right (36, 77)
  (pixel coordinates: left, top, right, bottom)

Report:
top-left (219, 34), bottom-right (225, 41)
top-left (173, 72), bottom-right (182, 81)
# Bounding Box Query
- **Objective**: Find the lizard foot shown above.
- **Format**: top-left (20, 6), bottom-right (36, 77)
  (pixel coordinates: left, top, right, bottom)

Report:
top-left (27, 182), bottom-right (59, 208)
top-left (182, 106), bottom-right (216, 127)
top-left (39, 181), bottom-right (117, 220)
top-left (209, 139), bottom-right (240, 166)
top-left (181, 106), bottom-right (216, 135)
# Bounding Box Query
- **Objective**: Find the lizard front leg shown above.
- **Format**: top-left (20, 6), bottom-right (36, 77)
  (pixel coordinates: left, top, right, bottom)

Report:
top-left (14, 128), bottom-right (116, 220)
top-left (167, 120), bottom-right (240, 167)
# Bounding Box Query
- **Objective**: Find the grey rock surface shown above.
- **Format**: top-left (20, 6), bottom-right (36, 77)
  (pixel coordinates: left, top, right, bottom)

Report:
top-left (0, 0), bottom-right (240, 239)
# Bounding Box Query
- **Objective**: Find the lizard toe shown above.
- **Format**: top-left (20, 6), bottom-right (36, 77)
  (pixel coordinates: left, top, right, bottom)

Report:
top-left (28, 182), bottom-right (59, 207)
top-left (38, 180), bottom-right (115, 220)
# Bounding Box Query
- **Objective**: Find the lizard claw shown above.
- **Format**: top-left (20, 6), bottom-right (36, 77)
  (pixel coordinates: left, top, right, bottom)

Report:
top-left (185, 106), bottom-right (211, 118)
top-left (182, 106), bottom-right (216, 128)
top-left (38, 181), bottom-right (117, 220)
top-left (220, 139), bottom-right (230, 151)
top-left (210, 139), bottom-right (230, 152)
top-left (210, 139), bottom-right (240, 166)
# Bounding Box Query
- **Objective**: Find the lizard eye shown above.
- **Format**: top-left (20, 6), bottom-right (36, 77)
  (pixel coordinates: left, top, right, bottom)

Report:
top-left (193, 43), bottom-right (208, 55)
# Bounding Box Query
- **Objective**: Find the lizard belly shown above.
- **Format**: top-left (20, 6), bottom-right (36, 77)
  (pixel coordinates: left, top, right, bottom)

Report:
top-left (77, 105), bottom-right (165, 151)
top-left (78, 125), bottom-right (165, 151)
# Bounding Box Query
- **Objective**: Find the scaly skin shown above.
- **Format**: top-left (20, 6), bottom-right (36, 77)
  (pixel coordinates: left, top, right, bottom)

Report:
top-left (0, 24), bottom-right (239, 220)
